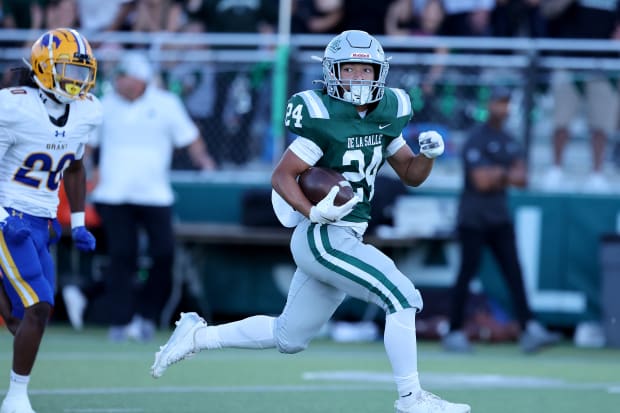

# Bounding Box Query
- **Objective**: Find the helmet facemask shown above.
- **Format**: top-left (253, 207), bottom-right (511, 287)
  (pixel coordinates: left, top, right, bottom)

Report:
top-left (324, 60), bottom-right (388, 106)
top-left (51, 59), bottom-right (96, 102)
top-left (322, 30), bottom-right (389, 106)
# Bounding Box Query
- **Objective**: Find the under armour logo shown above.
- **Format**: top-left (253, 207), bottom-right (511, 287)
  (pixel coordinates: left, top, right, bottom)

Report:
top-left (55, 130), bottom-right (65, 137)
top-left (11, 210), bottom-right (23, 219)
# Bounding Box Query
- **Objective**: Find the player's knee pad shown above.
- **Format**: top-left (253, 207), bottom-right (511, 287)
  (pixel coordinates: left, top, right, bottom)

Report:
top-left (274, 317), bottom-right (310, 354)
top-left (387, 284), bottom-right (423, 315)
top-left (406, 287), bottom-right (423, 312)
top-left (275, 338), bottom-right (308, 354)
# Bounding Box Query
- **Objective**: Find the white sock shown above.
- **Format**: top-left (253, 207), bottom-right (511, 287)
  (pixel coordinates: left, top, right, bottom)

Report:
top-left (6, 370), bottom-right (29, 399)
top-left (195, 315), bottom-right (276, 350)
top-left (384, 308), bottom-right (421, 401)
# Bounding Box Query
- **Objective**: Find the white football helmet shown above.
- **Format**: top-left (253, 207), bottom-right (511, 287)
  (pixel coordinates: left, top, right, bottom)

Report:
top-left (322, 30), bottom-right (389, 106)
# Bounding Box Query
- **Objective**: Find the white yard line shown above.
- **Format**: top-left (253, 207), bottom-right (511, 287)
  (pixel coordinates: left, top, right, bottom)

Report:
top-left (30, 384), bottom-right (393, 396)
top-left (64, 409), bottom-right (143, 413)
top-left (20, 371), bottom-right (620, 397)
top-left (303, 371), bottom-right (620, 393)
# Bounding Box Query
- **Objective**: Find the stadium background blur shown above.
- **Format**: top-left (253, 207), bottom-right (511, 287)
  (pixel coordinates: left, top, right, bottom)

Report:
top-left (1, 0), bottom-right (619, 348)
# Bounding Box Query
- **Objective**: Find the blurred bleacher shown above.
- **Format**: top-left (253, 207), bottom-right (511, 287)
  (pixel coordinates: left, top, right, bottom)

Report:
top-left (2, 29), bottom-right (620, 193)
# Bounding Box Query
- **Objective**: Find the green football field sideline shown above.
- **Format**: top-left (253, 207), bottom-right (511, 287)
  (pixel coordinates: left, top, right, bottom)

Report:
top-left (0, 326), bottom-right (618, 413)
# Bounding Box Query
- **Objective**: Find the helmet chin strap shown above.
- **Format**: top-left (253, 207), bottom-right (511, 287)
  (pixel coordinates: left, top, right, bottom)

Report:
top-left (343, 85), bottom-right (372, 106)
top-left (35, 80), bottom-right (74, 104)
top-left (51, 90), bottom-right (76, 104)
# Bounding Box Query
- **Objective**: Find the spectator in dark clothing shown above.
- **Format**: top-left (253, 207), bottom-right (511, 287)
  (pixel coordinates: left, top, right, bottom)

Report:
top-left (440, 0), bottom-right (494, 37)
top-left (442, 86), bottom-right (562, 354)
top-left (2, 0), bottom-right (44, 29)
top-left (492, 0), bottom-right (545, 38)
top-left (339, 0), bottom-right (396, 35)
top-left (189, 0), bottom-right (278, 166)
top-left (291, 0), bottom-right (343, 34)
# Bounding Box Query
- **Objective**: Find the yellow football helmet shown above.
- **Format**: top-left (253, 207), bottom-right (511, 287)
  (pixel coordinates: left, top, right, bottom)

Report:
top-left (29, 28), bottom-right (97, 103)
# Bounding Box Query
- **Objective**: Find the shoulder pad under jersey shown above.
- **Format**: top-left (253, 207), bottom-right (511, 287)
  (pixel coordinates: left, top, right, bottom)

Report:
top-left (0, 87), bottom-right (39, 126)
top-left (285, 89), bottom-right (332, 140)
top-left (74, 93), bottom-right (103, 127)
top-left (380, 88), bottom-right (413, 129)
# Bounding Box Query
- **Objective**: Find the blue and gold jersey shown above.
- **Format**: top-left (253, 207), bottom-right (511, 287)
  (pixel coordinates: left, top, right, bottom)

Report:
top-left (0, 86), bottom-right (102, 217)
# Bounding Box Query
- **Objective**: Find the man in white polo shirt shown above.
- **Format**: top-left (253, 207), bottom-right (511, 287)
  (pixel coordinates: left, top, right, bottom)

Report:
top-left (84, 51), bottom-right (215, 342)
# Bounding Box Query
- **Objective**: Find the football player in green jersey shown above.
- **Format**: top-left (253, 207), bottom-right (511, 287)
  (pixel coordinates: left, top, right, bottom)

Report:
top-left (151, 30), bottom-right (470, 413)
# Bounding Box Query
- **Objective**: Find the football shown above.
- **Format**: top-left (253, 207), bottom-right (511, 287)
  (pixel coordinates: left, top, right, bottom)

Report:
top-left (298, 167), bottom-right (355, 206)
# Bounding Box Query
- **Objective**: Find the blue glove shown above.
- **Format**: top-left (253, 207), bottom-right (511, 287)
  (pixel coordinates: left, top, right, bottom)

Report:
top-left (72, 226), bottom-right (96, 252)
top-left (1, 215), bottom-right (31, 244)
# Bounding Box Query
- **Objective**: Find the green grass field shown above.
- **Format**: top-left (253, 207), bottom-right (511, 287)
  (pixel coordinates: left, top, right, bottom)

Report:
top-left (1, 326), bottom-right (618, 413)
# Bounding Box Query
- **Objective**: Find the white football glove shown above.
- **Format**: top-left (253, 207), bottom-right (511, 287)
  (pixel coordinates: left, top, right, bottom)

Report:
top-left (418, 130), bottom-right (445, 159)
top-left (309, 186), bottom-right (359, 224)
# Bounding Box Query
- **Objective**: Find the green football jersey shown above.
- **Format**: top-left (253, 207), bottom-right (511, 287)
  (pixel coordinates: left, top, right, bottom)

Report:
top-left (284, 87), bottom-right (413, 223)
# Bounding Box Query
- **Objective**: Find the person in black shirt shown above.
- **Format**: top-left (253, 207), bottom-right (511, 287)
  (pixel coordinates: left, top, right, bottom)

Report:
top-left (442, 86), bottom-right (561, 353)
top-left (189, 0), bottom-right (278, 166)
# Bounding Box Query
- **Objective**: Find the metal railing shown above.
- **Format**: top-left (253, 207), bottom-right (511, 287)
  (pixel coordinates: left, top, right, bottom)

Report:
top-left (1, 30), bottom-right (619, 176)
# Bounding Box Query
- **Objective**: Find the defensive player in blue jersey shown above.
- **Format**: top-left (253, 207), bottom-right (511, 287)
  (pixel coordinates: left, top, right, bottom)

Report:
top-left (151, 30), bottom-right (470, 413)
top-left (0, 28), bottom-right (101, 413)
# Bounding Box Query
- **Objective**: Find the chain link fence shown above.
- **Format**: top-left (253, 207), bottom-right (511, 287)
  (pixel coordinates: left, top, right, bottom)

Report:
top-left (1, 30), bottom-right (619, 184)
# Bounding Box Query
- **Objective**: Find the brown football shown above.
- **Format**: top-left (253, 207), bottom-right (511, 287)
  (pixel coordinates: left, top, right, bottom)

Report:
top-left (298, 167), bottom-right (355, 206)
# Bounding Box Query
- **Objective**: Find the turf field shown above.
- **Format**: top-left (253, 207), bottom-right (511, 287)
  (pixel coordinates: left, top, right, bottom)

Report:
top-left (0, 326), bottom-right (618, 413)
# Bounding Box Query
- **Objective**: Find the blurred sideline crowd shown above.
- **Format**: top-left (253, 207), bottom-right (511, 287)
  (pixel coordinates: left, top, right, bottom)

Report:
top-left (0, 0), bottom-right (546, 38)
top-left (0, 0), bottom-right (568, 39)
top-left (0, 1), bottom-right (619, 193)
